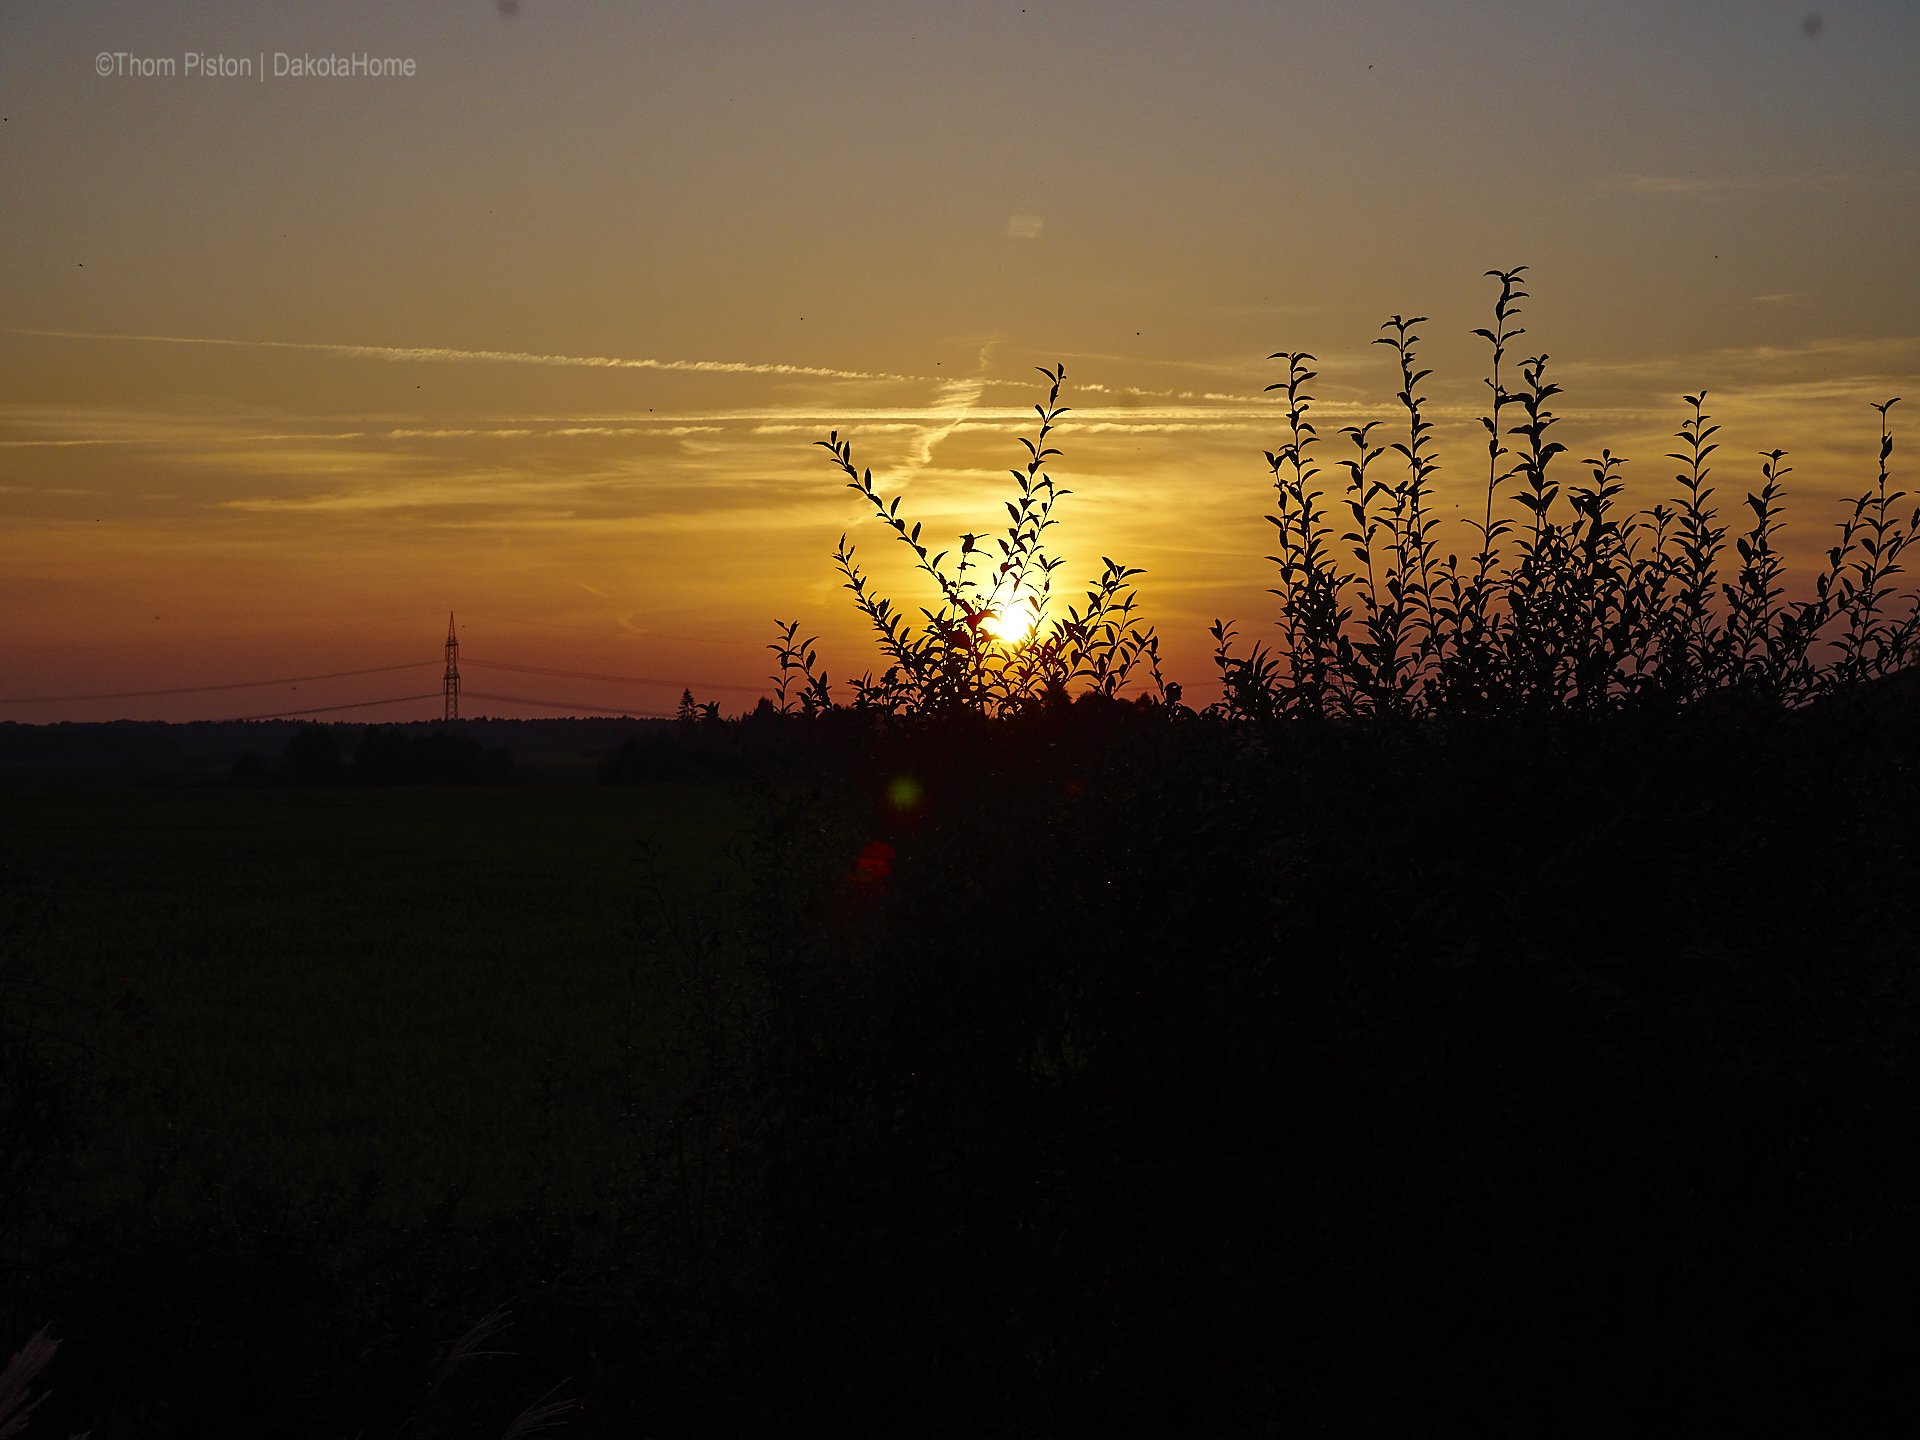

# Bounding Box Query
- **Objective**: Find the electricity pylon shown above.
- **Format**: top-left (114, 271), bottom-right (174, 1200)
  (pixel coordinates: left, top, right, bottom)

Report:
top-left (443, 612), bottom-right (460, 720)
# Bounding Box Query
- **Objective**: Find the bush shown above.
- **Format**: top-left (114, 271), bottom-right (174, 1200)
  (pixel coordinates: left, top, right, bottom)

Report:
top-left (1231, 272), bottom-right (1915, 719)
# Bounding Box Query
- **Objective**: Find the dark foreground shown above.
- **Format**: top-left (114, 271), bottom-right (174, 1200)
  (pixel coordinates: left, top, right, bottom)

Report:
top-left (3, 682), bottom-right (1918, 1437)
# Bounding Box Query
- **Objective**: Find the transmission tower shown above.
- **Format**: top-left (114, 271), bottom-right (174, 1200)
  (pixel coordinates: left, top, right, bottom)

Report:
top-left (443, 612), bottom-right (460, 721)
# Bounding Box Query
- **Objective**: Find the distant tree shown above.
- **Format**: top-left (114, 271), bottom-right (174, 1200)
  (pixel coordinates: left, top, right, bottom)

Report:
top-left (279, 725), bottom-right (343, 786)
top-left (677, 689), bottom-right (699, 725)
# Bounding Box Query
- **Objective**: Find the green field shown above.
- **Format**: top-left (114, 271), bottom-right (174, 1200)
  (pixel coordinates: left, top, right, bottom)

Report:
top-left (1, 771), bottom-right (745, 1220)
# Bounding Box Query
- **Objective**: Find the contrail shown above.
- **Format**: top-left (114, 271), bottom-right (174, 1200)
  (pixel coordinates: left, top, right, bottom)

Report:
top-left (6, 328), bottom-right (1301, 406)
top-left (5, 327), bottom-right (1250, 399)
top-left (9, 327), bottom-right (924, 384)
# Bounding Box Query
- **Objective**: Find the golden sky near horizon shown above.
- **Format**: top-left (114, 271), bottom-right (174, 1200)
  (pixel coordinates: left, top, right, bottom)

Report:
top-left (2, 0), bottom-right (1917, 721)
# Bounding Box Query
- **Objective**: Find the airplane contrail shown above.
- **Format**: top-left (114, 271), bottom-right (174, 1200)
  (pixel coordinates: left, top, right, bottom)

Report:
top-left (6, 328), bottom-right (1296, 404)
top-left (8, 327), bottom-right (927, 384)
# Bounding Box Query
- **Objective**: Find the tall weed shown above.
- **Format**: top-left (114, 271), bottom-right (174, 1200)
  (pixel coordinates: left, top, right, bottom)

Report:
top-left (1227, 272), bottom-right (1915, 720)
top-left (792, 366), bottom-right (1169, 716)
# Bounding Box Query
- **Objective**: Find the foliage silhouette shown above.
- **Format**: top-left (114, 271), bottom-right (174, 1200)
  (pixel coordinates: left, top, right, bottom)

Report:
top-left (789, 365), bottom-right (1172, 716)
top-left (1225, 270), bottom-right (1915, 720)
top-left (5, 273), bottom-right (1918, 1437)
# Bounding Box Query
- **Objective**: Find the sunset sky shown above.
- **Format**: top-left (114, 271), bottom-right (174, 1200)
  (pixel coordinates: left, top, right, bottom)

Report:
top-left (3, 0), bottom-right (1916, 721)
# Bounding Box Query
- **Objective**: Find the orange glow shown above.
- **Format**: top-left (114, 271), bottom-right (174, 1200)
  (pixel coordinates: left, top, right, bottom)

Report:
top-left (981, 604), bottom-right (1039, 646)
top-left (0, 4), bottom-right (1912, 720)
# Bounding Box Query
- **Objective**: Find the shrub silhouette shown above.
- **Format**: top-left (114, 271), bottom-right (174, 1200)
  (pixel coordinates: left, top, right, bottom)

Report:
top-left (787, 273), bottom-right (1911, 727)
top-left (784, 365), bottom-right (1172, 717)
top-left (1226, 269), bottom-right (1914, 719)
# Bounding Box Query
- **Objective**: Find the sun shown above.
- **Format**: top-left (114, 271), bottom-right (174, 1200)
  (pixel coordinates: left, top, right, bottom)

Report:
top-left (982, 603), bottom-right (1038, 645)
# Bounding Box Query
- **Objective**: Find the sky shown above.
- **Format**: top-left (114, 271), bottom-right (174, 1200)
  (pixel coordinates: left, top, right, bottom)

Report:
top-left (2, 0), bottom-right (1916, 721)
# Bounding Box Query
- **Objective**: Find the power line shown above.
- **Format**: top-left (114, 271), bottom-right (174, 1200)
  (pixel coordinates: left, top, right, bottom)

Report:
top-left (463, 690), bottom-right (674, 718)
top-left (231, 689), bottom-right (685, 722)
top-left (0, 658), bottom-right (765, 706)
top-left (463, 658), bottom-right (766, 693)
top-left (3, 632), bottom-right (768, 723)
top-left (0, 661), bottom-right (436, 705)
top-left (224, 692), bottom-right (446, 722)
top-left (450, 610), bottom-right (763, 651)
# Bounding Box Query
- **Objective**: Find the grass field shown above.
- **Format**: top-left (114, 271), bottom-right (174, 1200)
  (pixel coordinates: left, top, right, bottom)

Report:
top-left (1, 770), bottom-right (745, 1221)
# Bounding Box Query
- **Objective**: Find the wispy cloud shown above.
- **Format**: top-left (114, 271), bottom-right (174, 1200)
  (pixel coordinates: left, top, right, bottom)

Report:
top-left (1080, 422), bottom-right (1270, 434)
top-left (904, 372), bottom-right (992, 470)
top-left (6, 325), bottom-right (1309, 410)
top-left (8, 327), bottom-right (925, 384)
top-left (1005, 214), bottom-right (1044, 239)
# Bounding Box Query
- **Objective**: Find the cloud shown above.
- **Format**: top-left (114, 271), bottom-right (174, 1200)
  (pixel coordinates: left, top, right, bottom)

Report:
top-left (8, 325), bottom-right (1325, 417)
top-left (1080, 422), bottom-right (1269, 434)
top-left (8, 327), bottom-right (923, 384)
top-left (1005, 214), bottom-right (1044, 239)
